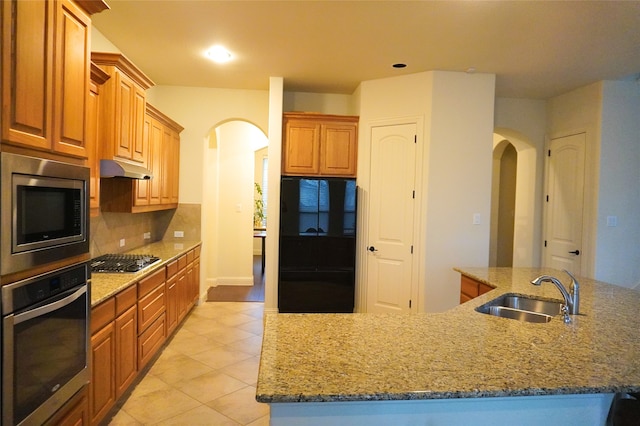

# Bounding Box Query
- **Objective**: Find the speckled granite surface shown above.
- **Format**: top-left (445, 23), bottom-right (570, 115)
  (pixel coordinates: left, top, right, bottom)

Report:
top-left (90, 240), bottom-right (201, 306)
top-left (256, 267), bottom-right (640, 403)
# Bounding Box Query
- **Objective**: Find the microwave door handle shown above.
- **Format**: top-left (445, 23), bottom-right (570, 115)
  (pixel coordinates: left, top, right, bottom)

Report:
top-left (11, 286), bottom-right (86, 325)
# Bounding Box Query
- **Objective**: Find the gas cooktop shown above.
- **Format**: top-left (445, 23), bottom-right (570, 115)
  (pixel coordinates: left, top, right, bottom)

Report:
top-left (91, 254), bottom-right (160, 273)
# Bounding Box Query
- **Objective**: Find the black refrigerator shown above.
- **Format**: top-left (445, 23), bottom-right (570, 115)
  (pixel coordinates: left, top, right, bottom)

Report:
top-left (278, 177), bottom-right (357, 313)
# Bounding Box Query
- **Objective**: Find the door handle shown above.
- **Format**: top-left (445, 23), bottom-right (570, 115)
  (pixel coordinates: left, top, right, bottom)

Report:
top-left (568, 250), bottom-right (580, 255)
top-left (368, 246), bottom-right (378, 252)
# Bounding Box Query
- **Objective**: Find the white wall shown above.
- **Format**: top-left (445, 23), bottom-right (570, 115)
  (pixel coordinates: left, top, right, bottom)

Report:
top-left (283, 91), bottom-right (357, 115)
top-left (358, 71), bottom-right (495, 313)
top-left (596, 80), bottom-right (640, 288)
top-left (424, 71), bottom-right (495, 312)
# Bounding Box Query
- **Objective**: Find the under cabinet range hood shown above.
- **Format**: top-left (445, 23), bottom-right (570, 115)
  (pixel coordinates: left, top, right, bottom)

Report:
top-left (100, 159), bottom-right (152, 180)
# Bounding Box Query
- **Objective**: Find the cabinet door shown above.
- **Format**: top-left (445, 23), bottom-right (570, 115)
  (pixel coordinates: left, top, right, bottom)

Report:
top-left (1, 0), bottom-right (54, 150)
top-left (53, 0), bottom-right (90, 158)
top-left (135, 116), bottom-right (152, 206)
top-left (137, 314), bottom-right (166, 369)
top-left (90, 322), bottom-right (115, 424)
top-left (115, 71), bottom-right (134, 160)
top-left (149, 117), bottom-right (164, 205)
top-left (283, 120), bottom-right (320, 175)
top-left (160, 127), bottom-right (173, 204)
top-left (115, 305), bottom-right (137, 398)
top-left (170, 131), bottom-right (181, 204)
top-left (177, 266), bottom-right (188, 323)
top-left (131, 85), bottom-right (147, 163)
top-left (166, 274), bottom-right (178, 336)
top-left (320, 122), bottom-right (357, 176)
top-left (88, 80), bottom-right (101, 212)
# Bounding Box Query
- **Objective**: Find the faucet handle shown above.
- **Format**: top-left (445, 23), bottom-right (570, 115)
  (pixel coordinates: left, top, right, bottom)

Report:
top-left (562, 269), bottom-right (580, 314)
top-left (561, 304), bottom-right (572, 323)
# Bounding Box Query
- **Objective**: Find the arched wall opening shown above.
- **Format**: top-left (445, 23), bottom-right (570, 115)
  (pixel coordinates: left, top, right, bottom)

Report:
top-left (201, 119), bottom-right (268, 290)
top-left (490, 128), bottom-right (539, 267)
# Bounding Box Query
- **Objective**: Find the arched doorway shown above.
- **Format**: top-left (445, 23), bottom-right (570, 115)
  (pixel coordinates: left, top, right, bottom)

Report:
top-left (490, 129), bottom-right (541, 267)
top-left (201, 120), bottom-right (268, 292)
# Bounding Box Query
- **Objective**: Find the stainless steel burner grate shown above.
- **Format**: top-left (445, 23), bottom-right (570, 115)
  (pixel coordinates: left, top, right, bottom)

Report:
top-left (91, 254), bottom-right (160, 273)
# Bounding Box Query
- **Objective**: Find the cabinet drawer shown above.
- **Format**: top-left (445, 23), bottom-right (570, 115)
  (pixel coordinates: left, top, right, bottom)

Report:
top-left (194, 245), bottom-right (201, 259)
top-left (478, 282), bottom-right (494, 296)
top-left (138, 282), bottom-right (165, 332)
top-left (460, 275), bottom-right (480, 299)
top-left (177, 254), bottom-right (187, 270)
top-left (137, 313), bottom-right (166, 369)
top-left (186, 249), bottom-right (194, 264)
top-left (166, 259), bottom-right (178, 278)
top-left (116, 285), bottom-right (137, 316)
top-left (91, 298), bottom-right (115, 334)
top-left (138, 267), bottom-right (166, 298)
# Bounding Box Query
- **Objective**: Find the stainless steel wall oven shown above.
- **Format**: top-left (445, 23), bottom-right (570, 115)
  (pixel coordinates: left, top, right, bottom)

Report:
top-left (1, 262), bottom-right (89, 425)
top-left (1, 152), bottom-right (90, 276)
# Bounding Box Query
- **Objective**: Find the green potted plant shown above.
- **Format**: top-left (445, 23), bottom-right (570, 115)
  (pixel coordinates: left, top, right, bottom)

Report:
top-left (254, 182), bottom-right (266, 228)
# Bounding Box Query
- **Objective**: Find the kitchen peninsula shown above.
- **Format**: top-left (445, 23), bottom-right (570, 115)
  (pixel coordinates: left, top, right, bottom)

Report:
top-left (256, 267), bottom-right (640, 425)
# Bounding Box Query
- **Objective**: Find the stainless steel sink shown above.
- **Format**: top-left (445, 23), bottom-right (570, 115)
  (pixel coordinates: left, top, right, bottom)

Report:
top-left (476, 294), bottom-right (564, 323)
top-left (499, 295), bottom-right (563, 316)
top-left (485, 306), bottom-right (553, 323)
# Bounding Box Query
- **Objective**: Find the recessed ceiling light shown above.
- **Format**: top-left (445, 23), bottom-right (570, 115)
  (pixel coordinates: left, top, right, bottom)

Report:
top-left (392, 63), bottom-right (407, 69)
top-left (205, 45), bottom-right (232, 63)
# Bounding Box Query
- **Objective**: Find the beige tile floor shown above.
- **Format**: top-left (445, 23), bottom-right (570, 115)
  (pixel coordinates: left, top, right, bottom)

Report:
top-left (104, 302), bottom-right (269, 425)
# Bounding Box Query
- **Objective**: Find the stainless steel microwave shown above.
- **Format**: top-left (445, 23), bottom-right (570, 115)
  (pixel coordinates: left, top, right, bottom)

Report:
top-left (1, 152), bottom-right (90, 276)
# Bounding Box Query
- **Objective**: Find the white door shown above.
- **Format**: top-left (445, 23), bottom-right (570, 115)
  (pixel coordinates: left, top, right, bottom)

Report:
top-left (544, 133), bottom-right (586, 273)
top-left (366, 123), bottom-right (416, 313)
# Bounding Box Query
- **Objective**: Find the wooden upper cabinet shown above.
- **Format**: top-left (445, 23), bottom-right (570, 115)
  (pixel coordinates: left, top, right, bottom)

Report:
top-left (101, 103), bottom-right (182, 213)
top-left (88, 63), bottom-right (110, 215)
top-left (91, 52), bottom-right (154, 164)
top-left (1, 0), bottom-right (106, 159)
top-left (282, 113), bottom-right (358, 177)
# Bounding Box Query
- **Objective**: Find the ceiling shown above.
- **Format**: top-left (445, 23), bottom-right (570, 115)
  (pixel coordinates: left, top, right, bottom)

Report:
top-left (92, 1), bottom-right (640, 99)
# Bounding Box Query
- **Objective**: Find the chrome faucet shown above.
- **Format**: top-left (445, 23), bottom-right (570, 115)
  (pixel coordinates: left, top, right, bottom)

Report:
top-left (531, 270), bottom-right (580, 320)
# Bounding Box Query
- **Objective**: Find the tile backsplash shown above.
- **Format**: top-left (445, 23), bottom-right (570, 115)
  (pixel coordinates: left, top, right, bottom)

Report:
top-left (90, 203), bottom-right (201, 257)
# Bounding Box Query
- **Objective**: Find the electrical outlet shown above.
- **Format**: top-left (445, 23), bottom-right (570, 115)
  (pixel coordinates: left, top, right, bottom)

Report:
top-left (143, 232), bottom-right (151, 240)
top-left (606, 216), bottom-right (618, 227)
top-left (119, 238), bottom-right (125, 247)
top-left (174, 231), bottom-right (184, 238)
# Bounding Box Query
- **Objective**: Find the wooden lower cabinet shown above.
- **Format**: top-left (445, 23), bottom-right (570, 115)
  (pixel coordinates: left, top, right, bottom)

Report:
top-left (459, 275), bottom-right (494, 304)
top-left (89, 246), bottom-right (200, 425)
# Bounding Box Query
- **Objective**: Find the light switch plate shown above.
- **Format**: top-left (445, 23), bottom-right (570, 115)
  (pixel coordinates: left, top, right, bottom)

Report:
top-left (473, 213), bottom-right (481, 225)
top-left (119, 238), bottom-right (125, 247)
top-left (606, 216), bottom-right (618, 227)
top-left (143, 232), bottom-right (151, 240)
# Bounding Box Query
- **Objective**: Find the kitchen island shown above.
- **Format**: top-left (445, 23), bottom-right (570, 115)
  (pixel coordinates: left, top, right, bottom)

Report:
top-left (256, 267), bottom-right (640, 425)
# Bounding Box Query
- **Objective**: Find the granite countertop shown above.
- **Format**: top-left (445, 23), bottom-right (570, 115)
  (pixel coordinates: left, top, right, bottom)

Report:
top-left (90, 240), bottom-right (201, 306)
top-left (256, 267), bottom-right (640, 403)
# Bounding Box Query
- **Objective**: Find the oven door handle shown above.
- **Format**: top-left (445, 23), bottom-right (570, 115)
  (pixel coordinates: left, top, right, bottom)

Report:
top-left (12, 286), bottom-right (86, 325)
